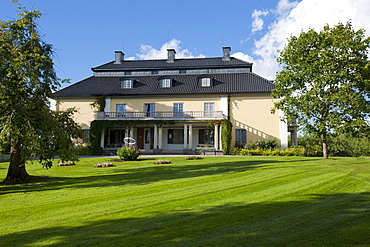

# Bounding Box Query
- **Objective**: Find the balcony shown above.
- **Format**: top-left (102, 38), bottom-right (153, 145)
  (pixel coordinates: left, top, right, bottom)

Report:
top-left (97, 111), bottom-right (225, 121)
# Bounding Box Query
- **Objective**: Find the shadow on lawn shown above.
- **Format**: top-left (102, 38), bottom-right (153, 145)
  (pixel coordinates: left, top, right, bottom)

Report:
top-left (0, 158), bottom-right (312, 195)
top-left (2, 192), bottom-right (369, 246)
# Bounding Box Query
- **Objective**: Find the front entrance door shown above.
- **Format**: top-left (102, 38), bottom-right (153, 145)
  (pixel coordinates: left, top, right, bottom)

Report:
top-left (137, 128), bottom-right (144, 149)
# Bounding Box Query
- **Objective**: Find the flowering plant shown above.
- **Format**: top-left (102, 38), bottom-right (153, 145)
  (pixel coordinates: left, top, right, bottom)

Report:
top-left (57, 162), bottom-right (76, 166)
top-left (117, 146), bottom-right (141, 161)
top-left (185, 156), bottom-right (202, 160)
top-left (154, 160), bottom-right (171, 164)
top-left (93, 163), bottom-right (113, 167)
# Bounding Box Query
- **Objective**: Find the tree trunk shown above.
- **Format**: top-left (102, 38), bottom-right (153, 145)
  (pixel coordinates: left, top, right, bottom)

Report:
top-left (3, 139), bottom-right (30, 184)
top-left (322, 134), bottom-right (328, 159)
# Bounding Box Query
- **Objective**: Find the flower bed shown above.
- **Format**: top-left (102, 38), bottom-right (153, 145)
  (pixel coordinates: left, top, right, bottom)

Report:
top-left (57, 162), bottom-right (76, 166)
top-left (154, 160), bottom-right (171, 164)
top-left (185, 156), bottom-right (202, 160)
top-left (93, 163), bottom-right (114, 167)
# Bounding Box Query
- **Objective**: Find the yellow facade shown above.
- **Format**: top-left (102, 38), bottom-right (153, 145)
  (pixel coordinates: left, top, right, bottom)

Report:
top-left (109, 95), bottom-right (220, 112)
top-left (230, 94), bottom-right (281, 147)
top-left (56, 98), bottom-right (97, 129)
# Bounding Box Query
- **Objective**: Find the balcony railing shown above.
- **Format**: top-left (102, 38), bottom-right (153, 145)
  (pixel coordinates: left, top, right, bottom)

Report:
top-left (97, 111), bottom-right (225, 120)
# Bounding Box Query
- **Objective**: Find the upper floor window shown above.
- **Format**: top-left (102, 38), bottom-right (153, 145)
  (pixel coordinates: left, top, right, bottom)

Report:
top-left (121, 78), bottom-right (133, 89)
top-left (173, 103), bottom-right (184, 117)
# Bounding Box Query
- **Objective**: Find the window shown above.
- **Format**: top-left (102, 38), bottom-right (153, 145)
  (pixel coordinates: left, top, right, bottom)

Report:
top-left (161, 78), bottom-right (171, 88)
top-left (204, 102), bottom-right (214, 117)
top-left (235, 129), bottom-right (247, 147)
top-left (116, 104), bottom-right (126, 117)
top-left (121, 79), bottom-right (132, 89)
top-left (201, 77), bottom-right (211, 87)
top-left (198, 129), bottom-right (214, 145)
top-left (173, 103), bottom-right (183, 117)
top-left (179, 69), bottom-right (187, 74)
top-left (144, 103), bottom-right (155, 117)
top-left (168, 129), bottom-right (184, 144)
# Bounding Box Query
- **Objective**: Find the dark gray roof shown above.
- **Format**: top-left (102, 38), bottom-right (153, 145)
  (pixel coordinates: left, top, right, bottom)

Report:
top-left (93, 57), bottom-right (252, 71)
top-left (55, 73), bottom-right (275, 97)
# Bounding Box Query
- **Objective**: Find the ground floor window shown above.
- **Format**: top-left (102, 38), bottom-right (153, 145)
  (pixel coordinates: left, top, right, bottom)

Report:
top-left (235, 129), bottom-right (247, 148)
top-left (198, 129), bottom-right (214, 145)
top-left (168, 129), bottom-right (184, 144)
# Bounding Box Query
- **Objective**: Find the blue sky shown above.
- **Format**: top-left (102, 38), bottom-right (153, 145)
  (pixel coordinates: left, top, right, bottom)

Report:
top-left (1, 0), bottom-right (369, 89)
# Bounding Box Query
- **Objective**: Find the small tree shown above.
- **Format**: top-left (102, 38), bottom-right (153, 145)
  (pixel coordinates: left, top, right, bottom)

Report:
top-left (272, 22), bottom-right (370, 159)
top-left (0, 4), bottom-right (82, 183)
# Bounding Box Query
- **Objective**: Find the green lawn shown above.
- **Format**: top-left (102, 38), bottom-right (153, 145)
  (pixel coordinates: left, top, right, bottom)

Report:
top-left (0, 156), bottom-right (369, 246)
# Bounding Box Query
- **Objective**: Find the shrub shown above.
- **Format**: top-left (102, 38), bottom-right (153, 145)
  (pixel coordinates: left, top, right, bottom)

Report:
top-left (232, 146), bottom-right (305, 157)
top-left (117, 146), bottom-right (141, 161)
top-left (74, 143), bottom-right (92, 155)
top-left (154, 160), bottom-right (171, 164)
top-left (93, 163), bottom-right (113, 167)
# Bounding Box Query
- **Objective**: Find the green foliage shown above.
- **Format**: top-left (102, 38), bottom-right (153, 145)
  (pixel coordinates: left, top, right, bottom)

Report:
top-left (272, 22), bottom-right (370, 159)
top-left (90, 96), bottom-right (106, 112)
top-left (117, 146), bottom-right (141, 161)
top-left (221, 120), bottom-right (232, 155)
top-left (232, 146), bottom-right (305, 156)
top-left (0, 5), bottom-right (83, 182)
top-left (298, 133), bottom-right (370, 157)
top-left (247, 138), bottom-right (279, 150)
top-left (73, 143), bottom-right (92, 156)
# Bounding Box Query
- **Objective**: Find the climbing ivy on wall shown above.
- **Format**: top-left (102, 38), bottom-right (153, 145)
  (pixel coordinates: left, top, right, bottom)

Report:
top-left (221, 95), bottom-right (232, 154)
top-left (90, 95), bottom-right (106, 112)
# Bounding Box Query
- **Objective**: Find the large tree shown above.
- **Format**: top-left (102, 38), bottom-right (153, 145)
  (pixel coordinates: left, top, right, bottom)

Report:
top-left (272, 22), bottom-right (370, 159)
top-left (0, 5), bottom-right (82, 183)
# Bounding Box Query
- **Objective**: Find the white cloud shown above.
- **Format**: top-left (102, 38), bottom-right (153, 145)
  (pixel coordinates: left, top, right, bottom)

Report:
top-left (251, 10), bottom-right (269, 32)
top-left (136, 39), bottom-right (205, 60)
top-left (237, 0), bottom-right (370, 80)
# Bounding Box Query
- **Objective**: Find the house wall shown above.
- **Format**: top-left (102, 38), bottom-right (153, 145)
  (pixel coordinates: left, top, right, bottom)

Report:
top-left (230, 94), bottom-right (282, 147)
top-left (56, 98), bottom-right (96, 129)
top-left (56, 94), bottom-right (287, 149)
top-left (109, 95), bottom-right (221, 112)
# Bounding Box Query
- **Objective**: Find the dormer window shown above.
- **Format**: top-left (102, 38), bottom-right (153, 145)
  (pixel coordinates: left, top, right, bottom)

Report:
top-left (198, 76), bottom-right (213, 87)
top-left (121, 78), bottom-right (133, 89)
top-left (158, 77), bottom-right (173, 88)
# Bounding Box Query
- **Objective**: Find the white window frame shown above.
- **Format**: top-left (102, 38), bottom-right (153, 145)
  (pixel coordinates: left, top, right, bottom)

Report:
top-left (121, 79), bottom-right (132, 89)
top-left (201, 77), bottom-right (211, 87)
top-left (161, 78), bottom-right (171, 88)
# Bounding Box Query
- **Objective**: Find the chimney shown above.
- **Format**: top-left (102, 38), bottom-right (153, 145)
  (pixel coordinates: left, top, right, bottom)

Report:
top-left (222, 47), bottom-right (231, 61)
top-left (167, 49), bottom-right (176, 63)
top-left (114, 51), bottom-right (124, 64)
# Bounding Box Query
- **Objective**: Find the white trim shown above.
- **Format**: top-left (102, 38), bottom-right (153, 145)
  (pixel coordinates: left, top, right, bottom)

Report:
top-left (220, 95), bottom-right (228, 119)
top-left (279, 109), bottom-right (288, 148)
top-left (104, 98), bottom-right (111, 112)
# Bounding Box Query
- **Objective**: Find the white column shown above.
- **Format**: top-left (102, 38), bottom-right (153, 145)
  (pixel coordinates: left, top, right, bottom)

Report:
top-left (100, 128), bottom-right (105, 148)
top-left (125, 128), bottom-right (129, 147)
top-left (219, 125), bottom-right (223, 151)
top-left (214, 124), bottom-right (219, 150)
top-left (154, 124), bottom-right (158, 149)
top-left (183, 124), bottom-right (188, 149)
top-left (189, 124), bottom-right (193, 150)
top-left (159, 126), bottom-right (163, 149)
